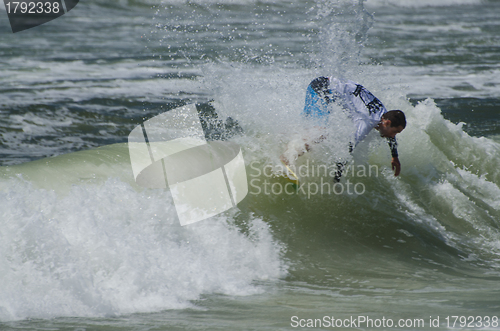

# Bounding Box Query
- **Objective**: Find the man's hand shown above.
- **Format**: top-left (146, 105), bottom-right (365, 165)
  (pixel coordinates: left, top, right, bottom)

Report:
top-left (391, 157), bottom-right (401, 176)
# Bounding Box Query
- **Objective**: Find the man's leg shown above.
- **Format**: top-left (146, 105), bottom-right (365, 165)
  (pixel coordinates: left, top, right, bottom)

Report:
top-left (282, 77), bottom-right (334, 165)
top-left (333, 142), bottom-right (354, 182)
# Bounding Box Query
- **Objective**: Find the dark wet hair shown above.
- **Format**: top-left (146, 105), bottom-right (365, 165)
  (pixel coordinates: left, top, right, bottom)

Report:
top-left (382, 110), bottom-right (406, 128)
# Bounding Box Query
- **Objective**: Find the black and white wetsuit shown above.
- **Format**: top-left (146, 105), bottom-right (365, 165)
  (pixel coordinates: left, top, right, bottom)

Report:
top-left (302, 76), bottom-right (398, 158)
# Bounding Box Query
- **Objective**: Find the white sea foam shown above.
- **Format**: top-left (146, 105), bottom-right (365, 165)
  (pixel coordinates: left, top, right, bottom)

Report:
top-left (365, 0), bottom-right (485, 7)
top-left (0, 58), bottom-right (201, 106)
top-left (0, 176), bottom-right (286, 321)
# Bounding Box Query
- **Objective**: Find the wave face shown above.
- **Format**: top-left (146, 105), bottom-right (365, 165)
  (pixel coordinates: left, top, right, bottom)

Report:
top-left (216, 74), bottom-right (500, 275)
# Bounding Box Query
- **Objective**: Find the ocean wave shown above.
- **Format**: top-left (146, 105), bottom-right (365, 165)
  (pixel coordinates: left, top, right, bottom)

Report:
top-left (0, 151), bottom-right (286, 321)
top-left (201, 64), bottom-right (500, 274)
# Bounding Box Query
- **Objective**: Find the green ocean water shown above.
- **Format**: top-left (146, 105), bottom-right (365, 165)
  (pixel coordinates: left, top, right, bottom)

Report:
top-left (1, 0), bottom-right (499, 330)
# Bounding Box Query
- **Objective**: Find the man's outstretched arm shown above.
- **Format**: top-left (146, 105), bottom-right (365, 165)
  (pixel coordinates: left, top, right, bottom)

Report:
top-left (387, 137), bottom-right (401, 176)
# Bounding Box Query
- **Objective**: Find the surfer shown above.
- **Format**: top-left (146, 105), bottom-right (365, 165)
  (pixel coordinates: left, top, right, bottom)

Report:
top-left (281, 76), bottom-right (406, 182)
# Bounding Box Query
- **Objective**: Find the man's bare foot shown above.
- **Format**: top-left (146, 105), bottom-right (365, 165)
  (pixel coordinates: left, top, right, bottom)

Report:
top-left (279, 154), bottom-right (289, 165)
